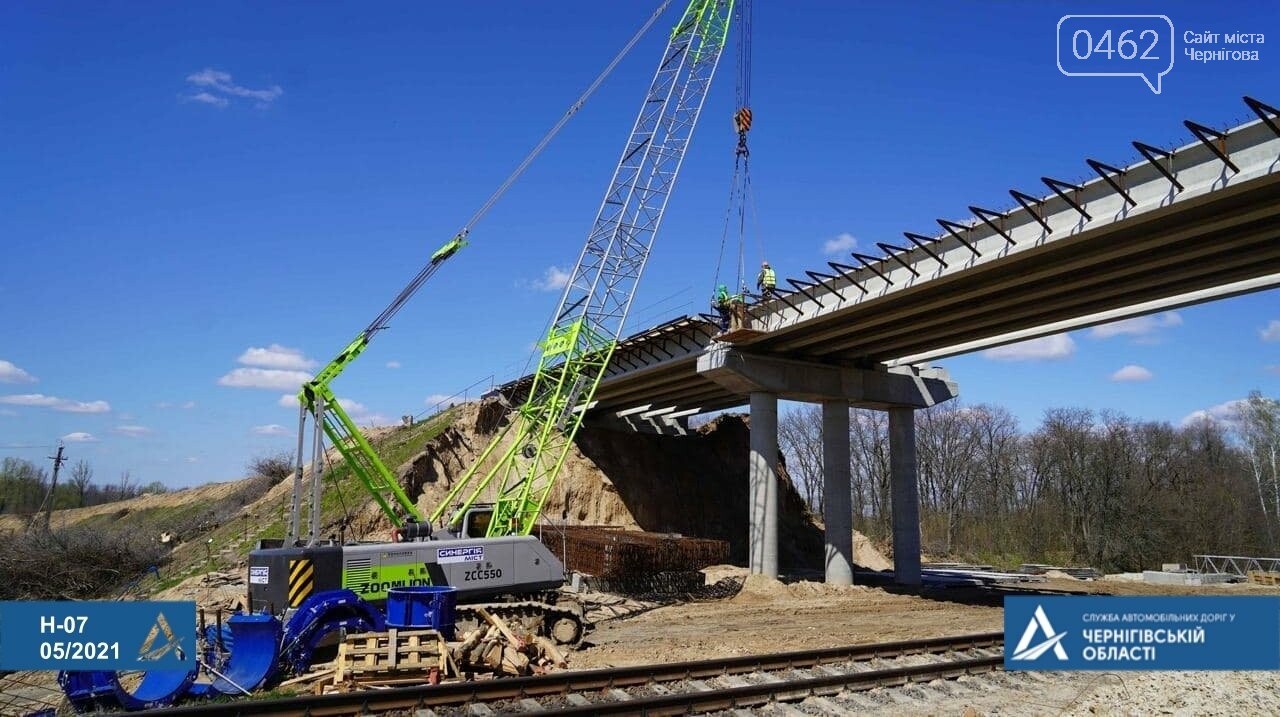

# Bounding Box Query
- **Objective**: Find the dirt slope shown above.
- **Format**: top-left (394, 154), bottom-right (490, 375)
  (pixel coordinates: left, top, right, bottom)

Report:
top-left (396, 402), bottom-right (825, 569)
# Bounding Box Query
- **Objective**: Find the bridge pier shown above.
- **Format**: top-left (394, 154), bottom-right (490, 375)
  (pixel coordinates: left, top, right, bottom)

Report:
top-left (698, 346), bottom-right (958, 585)
top-left (822, 400), bottom-right (853, 585)
top-left (749, 391), bottom-right (779, 577)
top-left (889, 407), bottom-right (921, 585)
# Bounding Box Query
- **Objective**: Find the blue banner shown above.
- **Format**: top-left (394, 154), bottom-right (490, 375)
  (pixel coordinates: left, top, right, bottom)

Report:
top-left (0, 601), bottom-right (197, 671)
top-left (1005, 596), bottom-right (1280, 670)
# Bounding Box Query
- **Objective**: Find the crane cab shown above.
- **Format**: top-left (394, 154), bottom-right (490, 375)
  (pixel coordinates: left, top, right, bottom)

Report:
top-left (449, 504), bottom-right (496, 539)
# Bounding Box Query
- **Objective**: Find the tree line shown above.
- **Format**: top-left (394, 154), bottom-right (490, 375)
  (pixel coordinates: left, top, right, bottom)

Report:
top-left (778, 391), bottom-right (1280, 573)
top-left (0, 457), bottom-right (167, 515)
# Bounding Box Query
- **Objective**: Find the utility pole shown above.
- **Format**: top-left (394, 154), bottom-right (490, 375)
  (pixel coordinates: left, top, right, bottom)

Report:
top-left (39, 442), bottom-right (67, 531)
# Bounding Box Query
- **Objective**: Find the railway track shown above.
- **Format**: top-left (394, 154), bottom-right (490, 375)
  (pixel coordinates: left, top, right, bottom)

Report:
top-left (147, 632), bottom-right (1005, 716)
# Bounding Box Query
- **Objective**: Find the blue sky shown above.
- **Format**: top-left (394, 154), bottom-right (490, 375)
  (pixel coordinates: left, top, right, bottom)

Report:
top-left (2, 1), bottom-right (1277, 487)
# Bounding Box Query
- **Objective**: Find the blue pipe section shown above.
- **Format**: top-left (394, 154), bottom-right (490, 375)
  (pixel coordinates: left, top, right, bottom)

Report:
top-left (59, 667), bottom-right (198, 713)
top-left (208, 613), bottom-right (281, 695)
top-left (280, 589), bottom-right (384, 674)
top-left (60, 591), bottom-right (385, 710)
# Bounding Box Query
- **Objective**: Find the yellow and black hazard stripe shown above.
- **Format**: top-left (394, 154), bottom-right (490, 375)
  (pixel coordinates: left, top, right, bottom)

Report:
top-left (734, 107), bottom-right (753, 134)
top-left (288, 558), bottom-right (315, 607)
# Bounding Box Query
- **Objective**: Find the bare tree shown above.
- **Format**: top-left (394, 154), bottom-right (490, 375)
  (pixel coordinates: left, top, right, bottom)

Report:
top-left (778, 405), bottom-right (824, 513)
top-left (69, 460), bottom-right (93, 507)
top-left (1234, 391), bottom-right (1280, 550)
top-left (848, 409), bottom-right (890, 538)
top-left (117, 470), bottom-right (135, 500)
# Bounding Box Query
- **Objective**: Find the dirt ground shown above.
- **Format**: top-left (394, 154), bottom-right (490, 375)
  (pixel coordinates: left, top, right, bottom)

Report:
top-left (574, 567), bottom-right (1004, 668)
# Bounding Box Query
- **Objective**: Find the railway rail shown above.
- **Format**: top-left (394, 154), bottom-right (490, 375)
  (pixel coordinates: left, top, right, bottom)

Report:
top-left (146, 632), bottom-right (1005, 716)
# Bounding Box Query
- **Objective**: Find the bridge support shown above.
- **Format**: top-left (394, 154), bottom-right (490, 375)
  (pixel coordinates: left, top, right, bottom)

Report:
top-left (698, 346), bottom-right (958, 585)
top-left (822, 400), bottom-right (853, 585)
top-left (749, 391), bottom-right (779, 578)
top-left (889, 407), bottom-right (922, 585)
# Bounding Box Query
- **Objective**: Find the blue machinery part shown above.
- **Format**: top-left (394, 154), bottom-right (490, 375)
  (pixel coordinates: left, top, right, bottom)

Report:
top-left (280, 589), bottom-right (384, 674)
top-left (207, 613), bottom-right (281, 695)
top-left (60, 591), bottom-right (384, 711)
top-left (385, 585), bottom-right (458, 640)
top-left (59, 667), bottom-right (198, 712)
top-left (60, 612), bottom-right (282, 712)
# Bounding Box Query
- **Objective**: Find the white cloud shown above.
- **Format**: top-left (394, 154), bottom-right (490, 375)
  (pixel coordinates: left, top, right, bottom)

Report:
top-left (113, 425), bottom-right (153, 437)
top-left (278, 393), bottom-right (300, 408)
top-left (184, 68), bottom-right (282, 107)
top-left (821, 232), bottom-right (857, 255)
top-left (252, 424), bottom-right (290, 436)
top-left (185, 456), bottom-right (199, 464)
top-left (156, 400), bottom-right (197, 410)
top-left (62, 432), bottom-right (98, 443)
top-left (386, 360), bottom-right (402, 369)
top-left (1110, 364), bottom-right (1153, 382)
top-left (0, 393), bottom-right (110, 413)
top-left (217, 368), bottom-right (311, 391)
top-left (182, 91), bottom-right (229, 108)
top-left (1267, 365), bottom-right (1280, 376)
top-left (1090, 312), bottom-right (1182, 339)
top-left (424, 393), bottom-right (454, 408)
top-left (1261, 320), bottom-right (1280, 342)
top-left (1181, 399), bottom-right (1249, 427)
top-left (337, 398), bottom-right (391, 426)
top-left (531, 266), bottom-right (571, 292)
top-left (237, 344), bottom-right (317, 370)
top-left (0, 360), bottom-right (37, 384)
top-left (981, 334), bottom-right (1076, 362)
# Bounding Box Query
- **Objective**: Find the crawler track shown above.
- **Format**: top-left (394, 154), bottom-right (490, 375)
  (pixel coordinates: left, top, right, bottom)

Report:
top-left (146, 632), bottom-right (1004, 716)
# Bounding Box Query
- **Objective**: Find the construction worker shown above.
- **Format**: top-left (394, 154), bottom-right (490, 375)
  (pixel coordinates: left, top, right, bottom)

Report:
top-left (712, 283), bottom-right (733, 331)
top-left (756, 260), bottom-right (776, 296)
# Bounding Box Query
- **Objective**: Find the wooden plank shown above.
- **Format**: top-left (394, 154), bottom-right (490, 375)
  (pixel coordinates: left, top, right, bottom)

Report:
top-left (475, 608), bottom-right (523, 647)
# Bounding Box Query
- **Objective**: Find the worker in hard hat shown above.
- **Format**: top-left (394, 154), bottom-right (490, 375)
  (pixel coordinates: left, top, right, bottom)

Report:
top-left (711, 284), bottom-right (734, 331)
top-left (756, 260), bottom-right (776, 297)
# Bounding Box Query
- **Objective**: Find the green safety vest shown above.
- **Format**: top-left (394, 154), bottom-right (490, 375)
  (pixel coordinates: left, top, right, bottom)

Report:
top-left (758, 267), bottom-right (776, 287)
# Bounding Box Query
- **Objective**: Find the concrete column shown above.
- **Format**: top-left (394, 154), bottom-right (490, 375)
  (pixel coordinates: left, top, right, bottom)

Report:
top-left (749, 391), bottom-right (779, 577)
top-left (889, 407), bottom-right (922, 585)
top-left (822, 401), bottom-right (853, 585)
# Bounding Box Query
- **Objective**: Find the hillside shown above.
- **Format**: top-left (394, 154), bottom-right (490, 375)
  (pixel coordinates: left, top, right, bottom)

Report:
top-left (6, 400), bottom-right (827, 603)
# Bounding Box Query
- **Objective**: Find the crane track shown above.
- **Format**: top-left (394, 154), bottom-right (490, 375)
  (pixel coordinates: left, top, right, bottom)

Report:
top-left (146, 632), bottom-right (1004, 716)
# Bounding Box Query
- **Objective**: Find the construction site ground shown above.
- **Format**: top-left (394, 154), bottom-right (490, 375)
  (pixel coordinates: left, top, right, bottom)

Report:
top-left (570, 567), bottom-right (1280, 716)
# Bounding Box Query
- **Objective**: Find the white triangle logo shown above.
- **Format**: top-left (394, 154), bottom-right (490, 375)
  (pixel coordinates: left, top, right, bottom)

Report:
top-left (1011, 605), bottom-right (1069, 661)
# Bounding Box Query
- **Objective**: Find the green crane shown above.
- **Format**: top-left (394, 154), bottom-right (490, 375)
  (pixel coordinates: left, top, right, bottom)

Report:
top-left (286, 236), bottom-right (465, 545)
top-left (283, 0), bottom-right (689, 547)
top-left (432, 0), bottom-right (735, 538)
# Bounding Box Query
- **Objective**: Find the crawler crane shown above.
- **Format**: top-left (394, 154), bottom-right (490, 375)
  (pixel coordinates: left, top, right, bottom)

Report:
top-left (249, 0), bottom-right (738, 645)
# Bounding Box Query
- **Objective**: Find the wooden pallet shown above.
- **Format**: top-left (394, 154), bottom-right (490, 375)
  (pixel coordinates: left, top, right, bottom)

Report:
top-left (1248, 570), bottom-right (1280, 585)
top-left (335, 628), bottom-right (448, 683)
top-left (714, 327), bottom-right (765, 343)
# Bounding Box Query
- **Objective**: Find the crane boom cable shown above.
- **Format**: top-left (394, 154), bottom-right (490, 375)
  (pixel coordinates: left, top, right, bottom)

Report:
top-left (360, 0), bottom-right (675, 340)
top-left (289, 1), bottom-right (682, 544)
top-left (461, 0), bottom-right (676, 233)
top-left (430, 0), bottom-right (736, 536)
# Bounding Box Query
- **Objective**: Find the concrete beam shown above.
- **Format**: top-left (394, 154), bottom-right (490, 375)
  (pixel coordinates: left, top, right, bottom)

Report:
top-left (749, 391), bottom-right (779, 578)
top-left (822, 401), bottom-right (853, 585)
top-left (584, 412), bottom-right (690, 436)
top-left (888, 272), bottom-right (1280, 365)
top-left (697, 346), bottom-right (958, 409)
